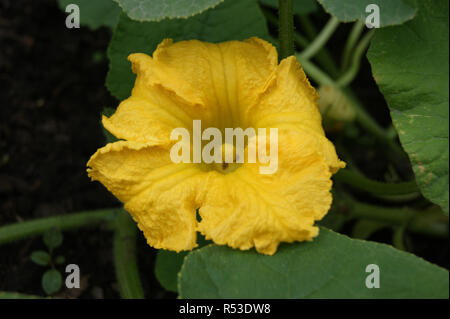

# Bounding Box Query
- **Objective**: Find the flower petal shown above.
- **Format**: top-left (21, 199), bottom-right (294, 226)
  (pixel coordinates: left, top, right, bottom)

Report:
top-left (103, 52), bottom-right (205, 142)
top-left (141, 38), bottom-right (278, 128)
top-left (102, 97), bottom-right (187, 143)
top-left (249, 56), bottom-right (345, 173)
top-left (87, 141), bottom-right (207, 251)
top-left (197, 129), bottom-right (333, 255)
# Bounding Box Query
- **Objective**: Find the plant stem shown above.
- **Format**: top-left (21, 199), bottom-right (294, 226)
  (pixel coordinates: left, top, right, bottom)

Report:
top-left (113, 210), bottom-right (144, 299)
top-left (299, 16), bottom-right (340, 60)
top-left (262, 8), bottom-right (339, 77)
top-left (294, 32), bottom-right (309, 48)
top-left (337, 29), bottom-right (375, 87)
top-left (278, 0), bottom-right (294, 59)
top-left (293, 14), bottom-right (339, 76)
top-left (296, 55), bottom-right (334, 85)
top-left (296, 14), bottom-right (342, 76)
top-left (392, 225), bottom-right (408, 251)
top-left (0, 208), bottom-right (119, 245)
top-left (335, 196), bottom-right (449, 238)
top-left (0, 291), bottom-right (49, 299)
top-left (343, 88), bottom-right (410, 168)
top-left (334, 169), bottom-right (419, 196)
top-left (341, 20), bottom-right (365, 71)
top-left (296, 15), bottom-right (317, 40)
top-left (297, 56), bottom-right (404, 152)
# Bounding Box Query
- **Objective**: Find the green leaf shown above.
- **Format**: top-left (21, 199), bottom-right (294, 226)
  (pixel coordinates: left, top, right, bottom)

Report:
top-left (114, 0), bottom-right (224, 21)
top-left (30, 251), bottom-right (51, 266)
top-left (42, 270), bottom-right (63, 295)
top-left (106, 0), bottom-right (270, 100)
top-left (58, 0), bottom-right (121, 30)
top-left (155, 251), bottom-right (189, 292)
top-left (259, 0), bottom-right (318, 15)
top-left (155, 234), bottom-right (210, 292)
top-left (317, 0), bottom-right (416, 27)
top-left (179, 228), bottom-right (449, 298)
top-left (43, 228), bottom-right (63, 250)
top-left (367, 0), bottom-right (449, 213)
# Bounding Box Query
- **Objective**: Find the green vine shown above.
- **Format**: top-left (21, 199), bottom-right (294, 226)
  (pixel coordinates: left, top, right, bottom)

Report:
top-left (278, 0), bottom-right (294, 59)
top-left (113, 210), bottom-right (145, 299)
top-left (0, 208), bottom-right (118, 245)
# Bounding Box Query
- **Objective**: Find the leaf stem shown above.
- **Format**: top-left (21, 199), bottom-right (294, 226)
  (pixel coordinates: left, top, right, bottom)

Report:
top-left (337, 29), bottom-right (375, 87)
top-left (333, 169), bottom-right (419, 196)
top-left (299, 16), bottom-right (340, 60)
top-left (0, 291), bottom-right (49, 299)
top-left (296, 15), bottom-right (317, 40)
top-left (296, 55), bottom-right (334, 85)
top-left (0, 208), bottom-right (119, 245)
top-left (335, 195), bottom-right (449, 238)
top-left (113, 210), bottom-right (145, 299)
top-left (341, 20), bottom-right (365, 71)
top-left (297, 55), bottom-right (405, 153)
top-left (262, 8), bottom-right (339, 76)
top-left (278, 0), bottom-right (294, 59)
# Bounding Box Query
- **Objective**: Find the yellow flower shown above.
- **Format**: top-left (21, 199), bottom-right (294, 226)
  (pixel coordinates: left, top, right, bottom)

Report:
top-left (87, 37), bottom-right (345, 255)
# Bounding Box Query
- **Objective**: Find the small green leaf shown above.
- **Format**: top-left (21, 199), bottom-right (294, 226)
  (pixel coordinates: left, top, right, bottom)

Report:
top-left (42, 270), bottom-right (63, 296)
top-left (259, 0), bottom-right (318, 15)
top-left (113, 0), bottom-right (224, 21)
top-left (317, 0), bottom-right (416, 27)
top-left (55, 256), bottom-right (66, 265)
top-left (179, 228), bottom-right (449, 298)
top-left (58, 0), bottom-right (121, 30)
top-left (30, 251), bottom-right (51, 266)
top-left (107, 0), bottom-right (270, 100)
top-left (367, 0), bottom-right (449, 213)
top-left (43, 228), bottom-right (63, 250)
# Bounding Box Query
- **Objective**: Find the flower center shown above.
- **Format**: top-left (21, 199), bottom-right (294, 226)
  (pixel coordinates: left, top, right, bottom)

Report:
top-left (212, 143), bottom-right (242, 174)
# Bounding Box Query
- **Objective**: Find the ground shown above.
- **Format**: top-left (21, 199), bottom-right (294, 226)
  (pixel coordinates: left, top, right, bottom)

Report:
top-left (0, 0), bottom-right (174, 298)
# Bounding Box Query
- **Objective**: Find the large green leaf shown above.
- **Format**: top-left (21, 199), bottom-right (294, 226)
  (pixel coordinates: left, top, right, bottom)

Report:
top-left (155, 251), bottom-right (189, 292)
top-left (113, 0), bottom-right (224, 21)
top-left (317, 0), bottom-right (416, 27)
top-left (259, 0), bottom-right (318, 15)
top-left (58, 0), bottom-right (121, 30)
top-left (106, 0), bottom-right (270, 100)
top-left (155, 234), bottom-right (211, 292)
top-left (367, 0), bottom-right (449, 213)
top-left (179, 228), bottom-right (449, 298)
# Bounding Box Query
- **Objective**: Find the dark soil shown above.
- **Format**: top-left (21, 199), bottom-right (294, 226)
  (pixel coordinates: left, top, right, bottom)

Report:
top-left (0, 0), bottom-right (173, 298)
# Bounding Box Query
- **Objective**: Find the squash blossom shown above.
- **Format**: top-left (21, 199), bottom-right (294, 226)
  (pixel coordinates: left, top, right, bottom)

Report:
top-left (87, 37), bottom-right (345, 255)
